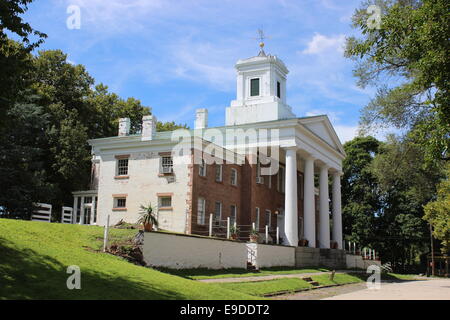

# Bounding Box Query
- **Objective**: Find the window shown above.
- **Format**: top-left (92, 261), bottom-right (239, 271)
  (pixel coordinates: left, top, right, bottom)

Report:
top-left (113, 197), bottom-right (126, 209)
top-left (265, 210), bottom-right (271, 228)
top-left (277, 81), bottom-right (281, 98)
top-left (255, 207), bottom-right (260, 230)
top-left (250, 78), bottom-right (260, 96)
top-left (197, 197), bottom-right (206, 225)
top-left (230, 205), bottom-right (237, 225)
top-left (277, 166), bottom-right (285, 193)
top-left (215, 164), bottom-right (223, 182)
top-left (160, 156), bottom-right (173, 174)
top-left (199, 159), bottom-right (207, 177)
top-left (214, 201), bottom-right (222, 224)
top-left (231, 168), bottom-right (238, 186)
top-left (159, 196), bottom-right (172, 208)
top-left (117, 158), bottom-right (128, 176)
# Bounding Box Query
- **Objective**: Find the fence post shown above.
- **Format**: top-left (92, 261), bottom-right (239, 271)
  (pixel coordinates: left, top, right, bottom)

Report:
top-left (276, 227), bottom-right (279, 245)
top-left (227, 217), bottom-right (230, 239)
top-left (209, 213), bottom-right (213, 237)
top-left (103, 214), bottom-right (110, 252)
top-left (265, 225), bottom-right (268, 244)
top-left (353, 242), bottom-right (356, 254)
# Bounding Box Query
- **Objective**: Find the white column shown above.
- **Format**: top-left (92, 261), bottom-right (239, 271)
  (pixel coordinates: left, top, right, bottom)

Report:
top-left (303, 156), bottom-right (316, 247)
top-left (319, 165), bottom-right (330, 248)
top-left (284, 147), bottom-right (298, 246)
top-left (72, 196), bottom-right (78, 224)
top-left (79, 196), bottom-right (85, 225)
top-left (91, 196), bottom-right (97, 225)
top-left (332, 172), bottom-right (343, 249)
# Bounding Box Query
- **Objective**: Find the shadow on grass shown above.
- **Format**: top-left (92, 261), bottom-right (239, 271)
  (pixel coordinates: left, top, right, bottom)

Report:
top-left (156, 266), bottom-right (330, 280)
top-left (0, 237), bottom-right (185, 300)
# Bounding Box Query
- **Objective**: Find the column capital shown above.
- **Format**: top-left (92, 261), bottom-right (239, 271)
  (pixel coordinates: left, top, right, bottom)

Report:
top-left (283, 146), bottom-right (298, 152)
top-left (332, 171), bottom-right (343, 177)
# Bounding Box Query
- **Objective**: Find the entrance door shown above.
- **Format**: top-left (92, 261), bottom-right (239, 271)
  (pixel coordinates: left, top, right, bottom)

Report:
top-left (83, 204), bottom-right (92, 225)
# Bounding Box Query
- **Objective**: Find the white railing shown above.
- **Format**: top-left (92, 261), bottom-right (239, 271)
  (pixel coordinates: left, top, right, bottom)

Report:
top-left (61, 207), bottom-right (73, 224)
top-left (32, 203), bottom-right (52, 222)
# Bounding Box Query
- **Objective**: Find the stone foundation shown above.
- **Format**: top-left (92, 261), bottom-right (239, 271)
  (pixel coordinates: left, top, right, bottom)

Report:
top-left (295, 247), bottom-right (346, 269)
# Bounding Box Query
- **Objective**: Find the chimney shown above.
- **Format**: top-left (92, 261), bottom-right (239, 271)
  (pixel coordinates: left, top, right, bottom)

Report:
top-left (118, 118), bottom-right (130, 136)
top-left (142, 115), bottom-right (157, 140)
top-left (195, 108), bottom-right (208, 129)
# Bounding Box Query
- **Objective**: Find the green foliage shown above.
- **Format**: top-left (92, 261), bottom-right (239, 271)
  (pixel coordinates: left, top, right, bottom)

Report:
top-left (157, 121), bottom-right (189, 132)
top-left (0, 0), bottom-right (47, 50)
top-left (423, 163), bottom-right (450, 253)
top-left (342, 136), bottom-right (381, 245)
top-left (342, 135), bottom-right (442, 271)
top-left (229, 225), bottom-right (240, 235)
top-left (137, 203), bottom-right (159, 227)
top-left (345, 0), bottom-right (450, 162)
top-left (0, 219), bottom-right (254, 299)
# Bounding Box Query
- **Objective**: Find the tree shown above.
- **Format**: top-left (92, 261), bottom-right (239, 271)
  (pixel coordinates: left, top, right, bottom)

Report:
top-left (157, 121), bottom-right (189, 132)
top-left (0, 0), bottom-right (46, 124)
top-left (370, 134), bottom-right (441, 271)
top-left (0, 91), bottom-right (53, 219)
top-left (0, 0), bottom-right (47, 50)
top-left (342, 136), bottom-right (381, 247)
top-left (345, 0), bottom-right (450, 163)
top-left (423, 163), bottom-right (450, 254)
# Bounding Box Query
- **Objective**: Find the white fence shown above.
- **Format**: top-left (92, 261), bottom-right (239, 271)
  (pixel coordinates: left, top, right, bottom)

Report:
top-left (61, 207), bottom-right (73, 224)
top-left (32, 203), bottom-right (52, 222)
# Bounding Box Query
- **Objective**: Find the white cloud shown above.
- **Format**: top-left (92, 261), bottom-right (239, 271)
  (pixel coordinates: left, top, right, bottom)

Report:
top-left (302, 33), bottom-right (346, 55)
top-left (334, 124), bottom-right (359, 143)
top-left (305, 109), bottom-right (342, 123)
top-left (168, 40), bottom-right (237, 91)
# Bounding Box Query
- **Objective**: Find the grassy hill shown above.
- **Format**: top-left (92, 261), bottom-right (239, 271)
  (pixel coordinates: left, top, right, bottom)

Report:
top-left (0, 219), bottom-right (255, 300)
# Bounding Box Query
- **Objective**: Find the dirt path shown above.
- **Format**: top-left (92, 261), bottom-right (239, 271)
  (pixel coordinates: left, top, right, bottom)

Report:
top-left (272, 282), bottom-right (368, 300)
top-left (197, 271), bottom-right (337, 283)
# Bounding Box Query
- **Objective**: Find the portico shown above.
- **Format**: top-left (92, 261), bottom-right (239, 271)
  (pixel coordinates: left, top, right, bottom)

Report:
top-left (282, 145), bottom-right (343, 249)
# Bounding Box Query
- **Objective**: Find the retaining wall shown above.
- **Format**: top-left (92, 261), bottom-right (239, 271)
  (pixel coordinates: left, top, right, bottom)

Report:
top-left (143, 232), bottom-right (247, 269)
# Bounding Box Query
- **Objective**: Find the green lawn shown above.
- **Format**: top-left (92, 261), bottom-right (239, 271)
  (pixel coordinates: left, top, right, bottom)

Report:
top-left (218, 273), bottom-right (364, 296)
top-left (0, 219), bottom-right (255, 300)
top-left (158, 266), bottom-right (330, 280)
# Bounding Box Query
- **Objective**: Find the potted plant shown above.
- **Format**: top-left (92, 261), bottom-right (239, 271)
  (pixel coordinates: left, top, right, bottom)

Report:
top-left (137, 203), bottom-right (158, 232)
top-left (249, 228), bottom-right (259, 243)
top-left (298, 239), bottom-right (309, 247)
top-left (230, 225), bottom-right (240, 240)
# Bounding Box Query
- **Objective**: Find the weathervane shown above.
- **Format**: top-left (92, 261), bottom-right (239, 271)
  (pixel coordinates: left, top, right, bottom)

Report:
top-left (255, 28), bottom-right (269, 56)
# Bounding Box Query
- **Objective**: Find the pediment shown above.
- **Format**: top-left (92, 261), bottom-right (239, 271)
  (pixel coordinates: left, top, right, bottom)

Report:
top-left (299, 116), bottom-right (345, 156)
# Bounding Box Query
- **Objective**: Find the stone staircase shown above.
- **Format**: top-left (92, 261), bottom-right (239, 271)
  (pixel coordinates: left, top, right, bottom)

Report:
top-left (302, 276), bottom-right (319, 286)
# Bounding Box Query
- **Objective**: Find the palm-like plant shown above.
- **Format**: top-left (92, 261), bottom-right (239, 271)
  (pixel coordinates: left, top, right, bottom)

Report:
top-left (137, 203), bottom-right (158, 231)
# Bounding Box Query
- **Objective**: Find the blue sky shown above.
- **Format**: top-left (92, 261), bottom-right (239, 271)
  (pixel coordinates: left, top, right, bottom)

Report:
top-left (23, 0), bottom-right (379, 142)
